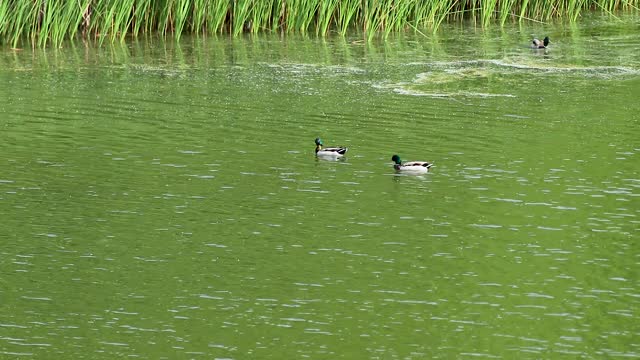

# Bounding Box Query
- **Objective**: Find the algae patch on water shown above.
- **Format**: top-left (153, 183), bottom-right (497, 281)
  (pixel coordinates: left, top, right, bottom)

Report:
top-left (383, 58), bottom-right (640, 98)
top-left (385, 62), bottom-right (513, 98)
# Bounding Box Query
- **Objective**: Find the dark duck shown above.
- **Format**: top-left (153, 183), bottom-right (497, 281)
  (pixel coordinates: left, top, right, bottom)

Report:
top-left (531, 36), bottom-right (550, 49)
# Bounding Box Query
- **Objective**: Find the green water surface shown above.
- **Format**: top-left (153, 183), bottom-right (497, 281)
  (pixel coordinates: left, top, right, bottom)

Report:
top-left (1, 15), bottom-right (638, 359)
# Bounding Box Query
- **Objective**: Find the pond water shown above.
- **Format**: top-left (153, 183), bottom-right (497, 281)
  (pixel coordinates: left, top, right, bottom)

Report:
top-left (1, 14), bottom-right (639, 359)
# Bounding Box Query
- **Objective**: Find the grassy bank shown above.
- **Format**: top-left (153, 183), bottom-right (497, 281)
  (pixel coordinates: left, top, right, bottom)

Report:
top-left (1, 0), bottom-right (638, 47)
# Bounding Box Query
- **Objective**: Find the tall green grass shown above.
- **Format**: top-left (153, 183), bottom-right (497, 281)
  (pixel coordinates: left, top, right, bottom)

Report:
top-left (0, 0), bottom-right (638, 47)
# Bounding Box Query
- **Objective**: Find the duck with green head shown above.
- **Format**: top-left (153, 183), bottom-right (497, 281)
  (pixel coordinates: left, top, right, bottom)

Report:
top-left (391, 154), bottom-right (432, 174)
top-left (315, 138), bottom-right (348, 158)
top-left (531, 36), bottom-right (550, 49)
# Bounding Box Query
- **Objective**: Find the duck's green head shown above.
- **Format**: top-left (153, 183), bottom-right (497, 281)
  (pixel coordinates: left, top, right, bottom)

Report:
top-left (315, 138), bottom-right (323, 146)
top-left (543, 36), bottom-right (550, 47)
top-left (391, 155), bottom-right (401, 164)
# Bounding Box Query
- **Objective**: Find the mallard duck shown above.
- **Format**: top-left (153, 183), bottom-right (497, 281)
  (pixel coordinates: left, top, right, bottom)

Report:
top-left (531, 36), bottom-right (550, 49)
top-left (391, 154), bottom-right (432, 174)
top-left (315, 138), bottom-right (348, 158)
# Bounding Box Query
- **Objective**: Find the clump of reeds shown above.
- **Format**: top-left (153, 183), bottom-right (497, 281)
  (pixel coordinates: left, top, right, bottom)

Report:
top-left (1, 0), bottom-right (638, 48)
